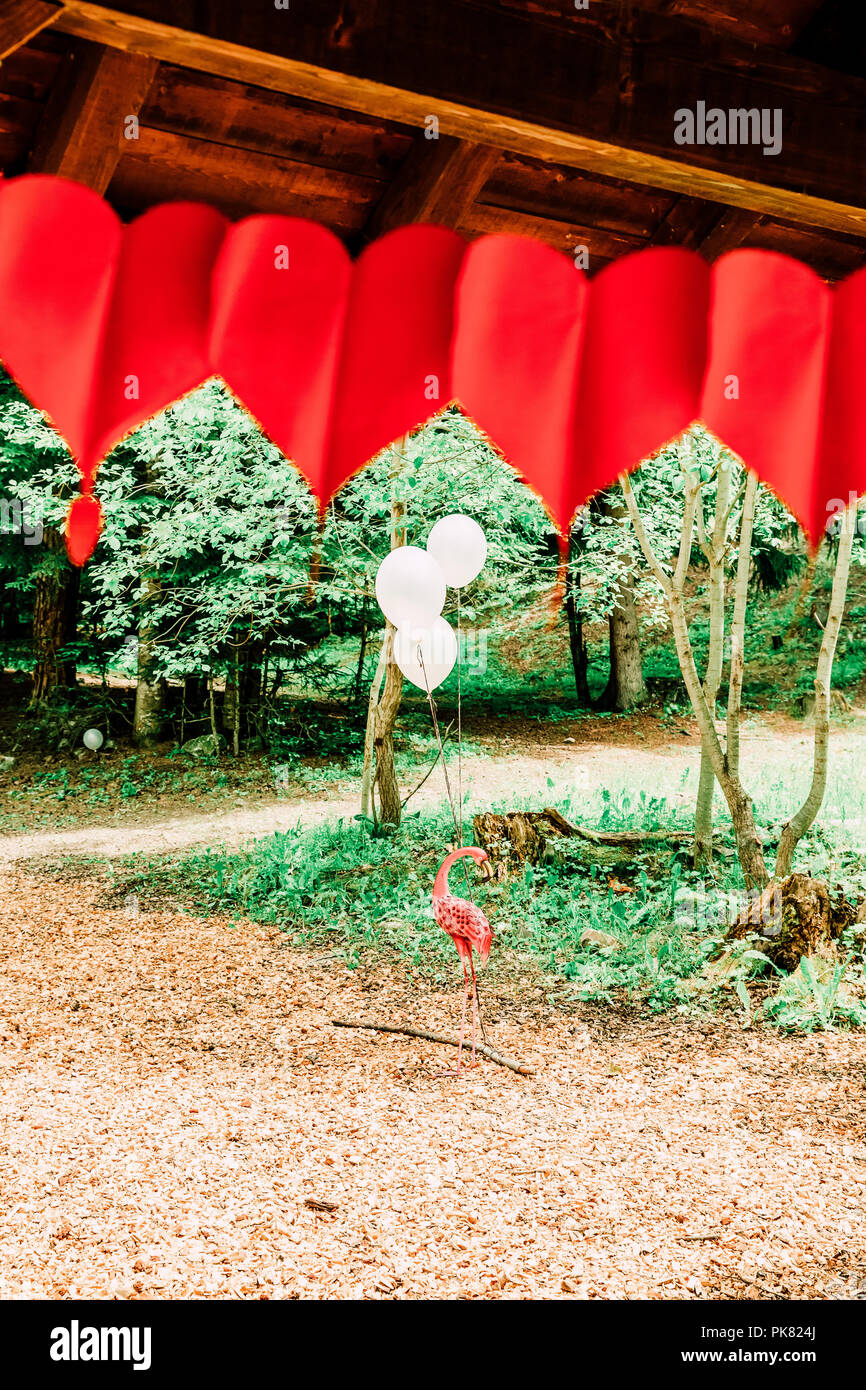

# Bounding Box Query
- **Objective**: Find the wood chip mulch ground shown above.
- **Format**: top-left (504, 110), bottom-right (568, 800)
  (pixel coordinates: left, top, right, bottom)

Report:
top-left (1, 867), bottom-right (864, 1301)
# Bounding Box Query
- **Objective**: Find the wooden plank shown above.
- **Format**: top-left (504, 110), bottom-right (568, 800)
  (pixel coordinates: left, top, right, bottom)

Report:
top-left (108, 125), bottom-right (384, 229)
top-left (737, 218), bottom-right (866, 281)
top-left (646, 195), bottom-right (727, 250)
top-left (698, 207), bottom-right (765, 259)
top-left (496, 1), bottom-right (827, 50)
top-left (639, 0), bottom-right (832, 260)
top-left (0, 35), bottom-right (64, 103)
top-left (29, 39), bottom-right (157, 191)
top-left (0, 87), bottom-right (45, 138)
top-left (457, 203), bottom-right (646, 267)
top-left (480, 152), bottom-right (675, 240)
top-left (0, 128), bottom-right (31, 167)
top-left (363, 135), bottom-right (499, 240)
top-left (0, 0), bottom-right (59, 61)
top-left (143, 62), bottom-right (413, 180)
top-left (790, 0), bottom-right (866, 76)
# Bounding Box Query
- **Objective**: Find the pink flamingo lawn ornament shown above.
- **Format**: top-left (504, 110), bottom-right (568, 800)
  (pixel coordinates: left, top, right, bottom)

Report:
top-left (432, 847), bottom-right (494, 1074)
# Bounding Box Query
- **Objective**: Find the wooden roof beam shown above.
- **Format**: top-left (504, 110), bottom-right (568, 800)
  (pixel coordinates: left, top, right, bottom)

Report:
top-left (29, 38), bottom-right (157, 192)
top-left (649, 197), bottom-right (763, 255)
top-left (50, 0), bottom-right (866, 238)
top-left (362, 135), bottom-right (499, 242)
top-left (624, 1), bottom-right (827, 49)
top-left (0, 0), bottom-right (59, 60)
top-left (697, 207), bottom-right (765, 259)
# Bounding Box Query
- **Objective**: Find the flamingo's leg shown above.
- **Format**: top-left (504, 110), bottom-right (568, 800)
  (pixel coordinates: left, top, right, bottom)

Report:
top-left (468, 953), bottom-right (479, 1066)
top-left (456, 957), bottom-right (470, 1072)
top-left (436, 952), bottom-right (470, 1079)
top-left (473, 975), bottom-right (489, 1045)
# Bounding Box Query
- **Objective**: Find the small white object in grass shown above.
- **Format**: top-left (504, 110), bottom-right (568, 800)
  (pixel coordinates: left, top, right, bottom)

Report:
top-left (83, 728), bottom-right (104, 751)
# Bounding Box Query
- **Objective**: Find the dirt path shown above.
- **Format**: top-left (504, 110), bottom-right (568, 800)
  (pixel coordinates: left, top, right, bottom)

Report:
top-left (3, 722), bottom-right (863, 864)
top-left (0, 743), bottom-right (651, 862)
top-left (1, 867), bottom-right (864, 1300)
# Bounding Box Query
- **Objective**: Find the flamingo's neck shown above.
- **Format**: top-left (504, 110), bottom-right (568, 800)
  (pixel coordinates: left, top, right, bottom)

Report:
top-left (433, 848), bottom-right (475, 899)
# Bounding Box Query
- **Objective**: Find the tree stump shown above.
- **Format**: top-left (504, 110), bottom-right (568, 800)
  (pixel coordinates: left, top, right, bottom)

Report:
top-left (473, 809), bottom-right (576, 876)
top-left (725, 872), bottom-right (861, 972)
top-left (472, 808), bottom-right (691, 878)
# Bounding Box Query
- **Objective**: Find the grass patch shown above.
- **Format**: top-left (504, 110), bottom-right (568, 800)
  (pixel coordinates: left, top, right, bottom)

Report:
top-left (153, 776), bottom-right (866, 1030)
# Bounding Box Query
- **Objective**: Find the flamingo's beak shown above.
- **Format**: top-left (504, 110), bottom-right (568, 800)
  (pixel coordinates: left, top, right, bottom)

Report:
top-left (479, 855), bottom-right (494, 882)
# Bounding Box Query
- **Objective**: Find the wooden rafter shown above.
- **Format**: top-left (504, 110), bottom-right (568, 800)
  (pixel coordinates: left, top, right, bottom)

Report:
top-left (645, 0), bottom-right (832, 260)
top-left (110, 125), bottom-right (384, 227)
top-left (698, 207), bottom-right (767, 259)
top-left (362, 135), bottom-right (498, 242)
top-left (28, 38), bottom-right (157, 192)
top-left (0, 0), bottom-right (59, 60)
top-left (458, 203), bottom-right (645, 265)
top-left (594, 1), bottom-right (827, 48)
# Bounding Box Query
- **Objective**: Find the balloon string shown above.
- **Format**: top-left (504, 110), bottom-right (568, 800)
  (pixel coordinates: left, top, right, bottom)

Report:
top-left (418, 645), bottom-right (472, 892)
top-left (457, 587), bottom-right (464, 849)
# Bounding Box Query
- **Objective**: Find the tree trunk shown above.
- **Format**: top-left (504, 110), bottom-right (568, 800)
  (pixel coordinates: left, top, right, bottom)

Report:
top-left (693, 460), bottom-right (732, 867)
top-left (352, 598), bottom-right (369, 705)
top-left (621, 459), bottom-right (769, 890)
top-left (360, 438), bottom-right (408, 827)
top-left (602, 592), bottom-right (646, 711)
top-left (222, 647), bottom-right (242, 755)
top-left (133, 568), bottom-right (165, 746)
top-left (473, 807), bottom-right (691, 878)
top-left (240, 639), bottom-right (264, 740)
top-left (372, 625), bottom-right (404, 828)
top-left (622, 458), bottom-right (857, 892)
top-left (132, 453), bottom-right (165, 747)
top-left (361, 635), bottom-right (387, 820)
top-left (181, 674), bottom-right (207, 743)
top-left (775, 502), bottom-right (856, 877)
top-left (599, 493), bottom-right (647, 712)
top-left (564, 519), bottom-right (592, 705)
top-left (31, 526), bottom-right (80, 702)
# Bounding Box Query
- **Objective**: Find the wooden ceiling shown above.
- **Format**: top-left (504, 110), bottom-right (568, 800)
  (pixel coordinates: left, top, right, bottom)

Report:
top-left (1, 0), bottom-right (865, 281)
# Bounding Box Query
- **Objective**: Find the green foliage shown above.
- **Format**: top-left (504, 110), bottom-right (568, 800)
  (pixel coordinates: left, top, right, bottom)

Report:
top-left (763, 954), bottom-right (866, 1032)
top-left (0, 373), bottom-right (560, 741)
top-left (155, 768), bottom-right (865, 1031)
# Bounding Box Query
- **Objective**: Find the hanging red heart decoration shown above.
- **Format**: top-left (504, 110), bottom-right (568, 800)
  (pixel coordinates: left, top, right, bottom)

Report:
top-left (1, 174), bottom-right (864, 564)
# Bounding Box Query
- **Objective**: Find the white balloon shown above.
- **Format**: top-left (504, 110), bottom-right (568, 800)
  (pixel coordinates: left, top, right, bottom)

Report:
top-left (83, 727), bottom-right (104, 751)
top-left (426, 514), bottom-right (487, 588)
top-left (394, 617), bottom-right (457, 692)
top-left (375, 546), bottom-right (446, 630)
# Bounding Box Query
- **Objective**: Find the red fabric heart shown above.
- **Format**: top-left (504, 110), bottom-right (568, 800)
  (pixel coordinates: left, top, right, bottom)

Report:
top-left (86, 200), bottom-right (226, 476)
top-left (324, 224), bottom-right (465, 502)
top-left (0, 175), bottom-right (118, 462)
top-left (701, 250), bottom-right (831, 545)
top-left (575, 248), bottom-right (709, 504)
top-left (66, 494), bottom-right (103, 567)
top-left (452, 234), bottom-right (587, 532)
top-left (817, 264), bottom-right (866, 541)
top-left (0, 175), bottom-right (223, 492)
top-left (209, 215), bottom-right (351, 499)
top-left (2, 174), bottom-right (866, 566)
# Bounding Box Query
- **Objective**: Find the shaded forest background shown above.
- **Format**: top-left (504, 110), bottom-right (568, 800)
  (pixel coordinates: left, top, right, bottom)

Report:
top-left (2, 367), bottom-right (863, 765)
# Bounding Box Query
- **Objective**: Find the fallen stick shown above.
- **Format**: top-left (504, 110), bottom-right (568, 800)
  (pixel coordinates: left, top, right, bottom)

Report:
top-left (331, 1018), bottom-right (535, 1076)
